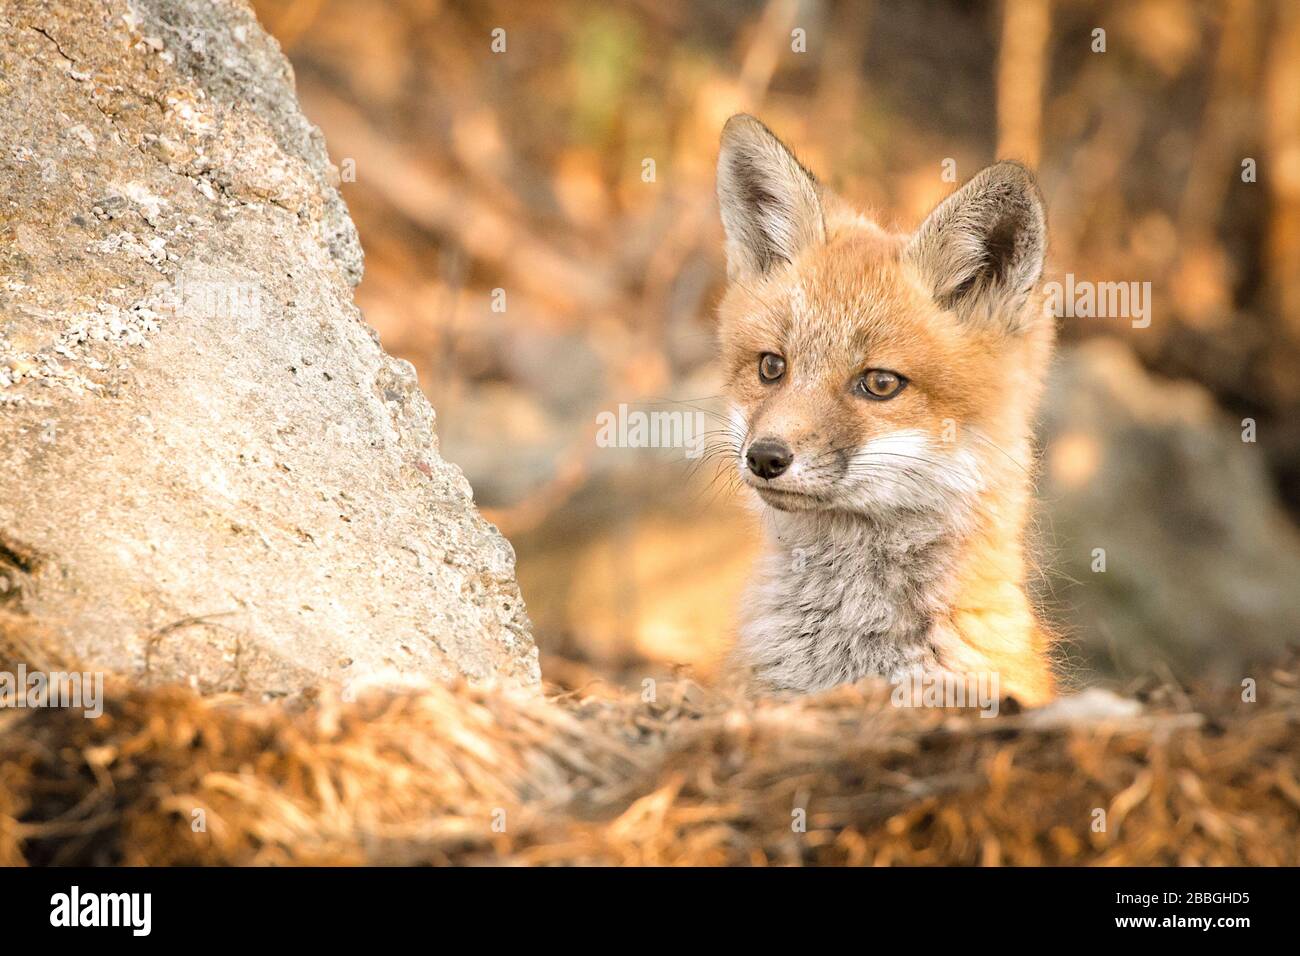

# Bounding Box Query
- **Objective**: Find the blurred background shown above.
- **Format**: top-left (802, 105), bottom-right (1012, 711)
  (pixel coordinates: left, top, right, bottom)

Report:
top-left (252, 0), bottom-right (1300, 691)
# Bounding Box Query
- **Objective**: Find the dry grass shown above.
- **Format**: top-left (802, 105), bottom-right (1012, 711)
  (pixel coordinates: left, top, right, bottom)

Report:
top-left (2, 615), bottom-right (1298, 866)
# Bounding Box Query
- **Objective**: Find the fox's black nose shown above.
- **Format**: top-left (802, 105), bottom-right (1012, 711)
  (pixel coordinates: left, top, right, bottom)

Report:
top-left (746, 440), bottom-right (793, 480)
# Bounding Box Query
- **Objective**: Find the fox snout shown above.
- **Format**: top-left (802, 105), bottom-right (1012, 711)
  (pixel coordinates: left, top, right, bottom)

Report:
top-left (744, 439), bottom-right (794, 480)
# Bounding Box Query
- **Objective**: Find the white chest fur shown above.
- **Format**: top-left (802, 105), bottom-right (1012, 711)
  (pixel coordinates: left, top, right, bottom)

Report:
top-left (736, 508), bottom-right (962, 692)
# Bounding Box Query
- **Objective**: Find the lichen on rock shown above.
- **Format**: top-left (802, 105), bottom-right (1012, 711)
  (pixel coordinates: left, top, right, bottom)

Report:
top-left (0, 0), bottom-right (539, 695)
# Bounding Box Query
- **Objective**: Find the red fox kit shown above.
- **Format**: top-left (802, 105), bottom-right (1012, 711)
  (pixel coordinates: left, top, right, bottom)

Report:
top-left (716, 114), bottom-right (1055, 706)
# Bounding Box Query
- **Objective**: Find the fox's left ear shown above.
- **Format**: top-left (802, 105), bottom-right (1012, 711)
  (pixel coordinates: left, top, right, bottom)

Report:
top-left (905, 161), bottom-right (1046, 330)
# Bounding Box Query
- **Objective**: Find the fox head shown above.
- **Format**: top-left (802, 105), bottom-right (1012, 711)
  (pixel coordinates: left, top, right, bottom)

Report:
top-left (715, 114), bottom-right (1052, 522)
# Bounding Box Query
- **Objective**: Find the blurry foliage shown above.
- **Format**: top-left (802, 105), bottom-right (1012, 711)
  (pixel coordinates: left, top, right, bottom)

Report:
top-left (568, 9), bottom-right (642, 146)
top-left (253, 0), bottom-right (1300, 684)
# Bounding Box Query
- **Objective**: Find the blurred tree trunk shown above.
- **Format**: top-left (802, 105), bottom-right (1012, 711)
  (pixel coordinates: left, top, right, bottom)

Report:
top-left (996, 0), bottom-right (1050, 167)
top-left (815, 0), bottom-right (871, 173)
top-left (1266, 0), bottom-right (1300, 355)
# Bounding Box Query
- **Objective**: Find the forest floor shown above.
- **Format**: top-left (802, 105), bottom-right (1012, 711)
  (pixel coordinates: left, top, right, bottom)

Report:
top-left (2, 614), bottom-right (1297, 866)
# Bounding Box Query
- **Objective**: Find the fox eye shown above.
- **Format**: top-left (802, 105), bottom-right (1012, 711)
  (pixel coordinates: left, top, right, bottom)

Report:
top-left (855, 369), bottom-right (907, 400)
top-left (758, 353), bottom-right (786, 383)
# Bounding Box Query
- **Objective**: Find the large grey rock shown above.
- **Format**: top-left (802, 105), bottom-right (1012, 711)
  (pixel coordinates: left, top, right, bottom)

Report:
top-left (1034, 339), bottom-right (1300, 682)
top-left (0, 0), bottom-right (539, 694)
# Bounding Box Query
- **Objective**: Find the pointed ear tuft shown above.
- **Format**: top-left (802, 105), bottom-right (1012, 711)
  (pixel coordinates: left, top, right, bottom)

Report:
top-left (905, 161), bottom-right (1047, 329)
top-left (716, 114), bottom-right (826, 280)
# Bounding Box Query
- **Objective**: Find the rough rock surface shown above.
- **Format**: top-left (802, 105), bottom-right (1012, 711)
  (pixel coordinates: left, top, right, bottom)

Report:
top-left (1034, 339), bottom-right (1300, 681)
top-left (0, 0), bottom-right (539, 694)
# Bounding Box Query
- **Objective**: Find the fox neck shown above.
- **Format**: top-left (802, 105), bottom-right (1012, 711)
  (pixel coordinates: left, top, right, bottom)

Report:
top-left (739, 486), bottom-right (1029, 693)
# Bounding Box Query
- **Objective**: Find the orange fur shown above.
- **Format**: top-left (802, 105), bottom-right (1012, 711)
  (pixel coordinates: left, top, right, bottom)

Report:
top-left (717, 115), bottom-right (1055, 703)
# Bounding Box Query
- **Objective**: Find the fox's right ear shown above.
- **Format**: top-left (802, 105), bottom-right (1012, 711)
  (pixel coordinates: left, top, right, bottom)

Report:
top-left (716, 115), bottom-right (825, 280)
